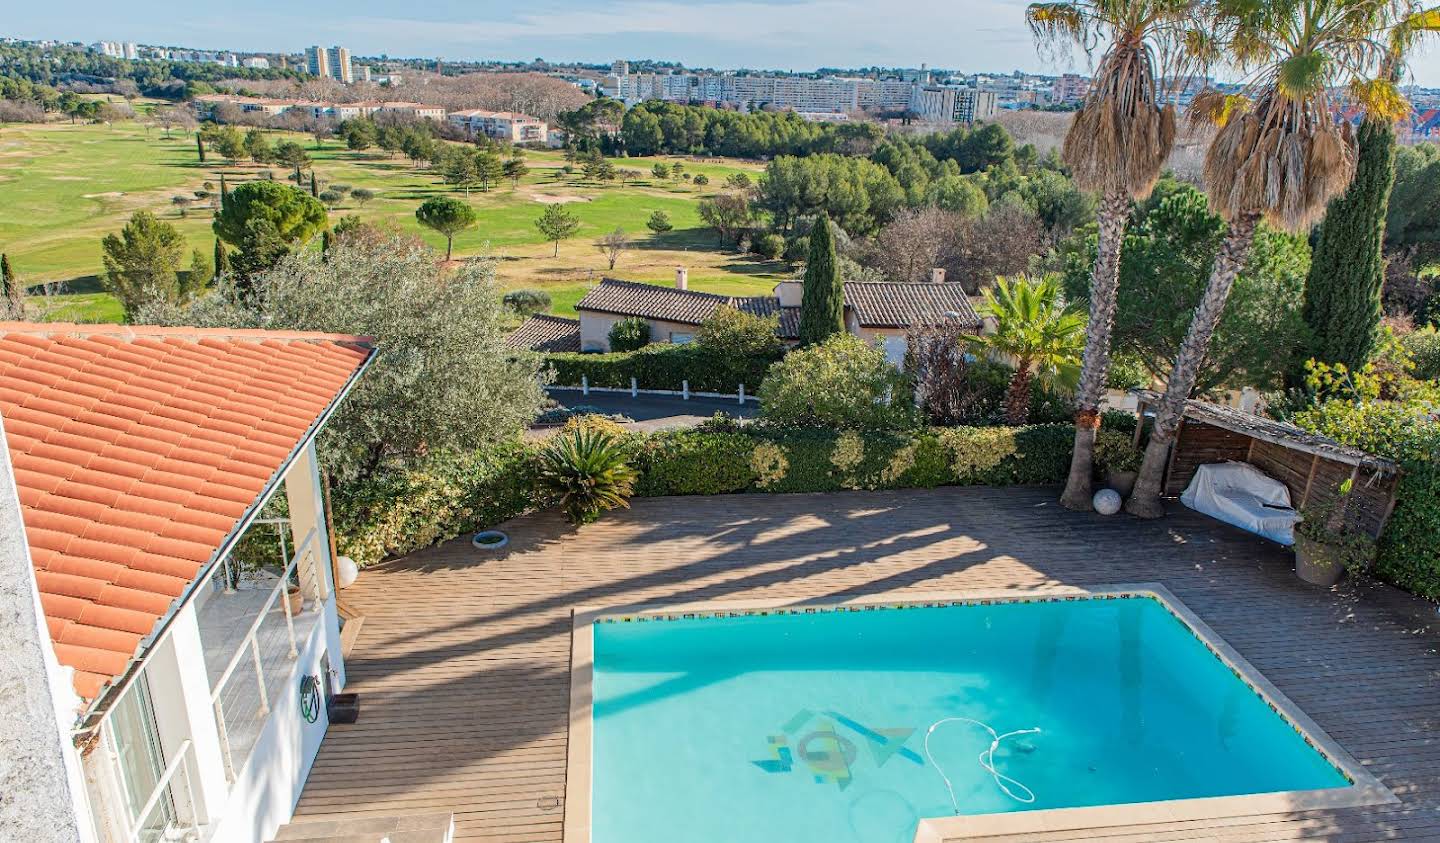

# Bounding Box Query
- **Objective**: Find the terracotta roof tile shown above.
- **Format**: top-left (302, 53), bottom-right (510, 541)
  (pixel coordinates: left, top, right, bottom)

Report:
top-left (0, 322), bottom-right (373, 702)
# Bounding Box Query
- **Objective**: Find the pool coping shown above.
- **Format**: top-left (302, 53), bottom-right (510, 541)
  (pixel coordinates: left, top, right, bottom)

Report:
top-left (563, 583), bottom-right (1397, 843)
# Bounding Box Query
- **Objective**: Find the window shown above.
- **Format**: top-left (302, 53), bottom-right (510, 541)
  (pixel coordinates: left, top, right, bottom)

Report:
top-left (110, 675), bottom-right (175, 841)
top-left (669, 332), bottom-right (693, 345)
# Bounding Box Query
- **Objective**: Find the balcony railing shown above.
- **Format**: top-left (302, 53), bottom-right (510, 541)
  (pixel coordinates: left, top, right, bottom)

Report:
top-left (209, 526), bottom-right (322, 782)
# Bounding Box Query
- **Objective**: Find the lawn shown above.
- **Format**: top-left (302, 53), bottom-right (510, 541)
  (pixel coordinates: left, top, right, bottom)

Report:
top-left (0, 119), bottom-right (786, 321)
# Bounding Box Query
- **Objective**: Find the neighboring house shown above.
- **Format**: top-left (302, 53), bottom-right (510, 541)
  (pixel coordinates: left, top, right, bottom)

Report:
top-left (509, 274), bottom-right (982, 363)
top-left (0, 323), bottom-right (376, 843)
top-left (504, 314), bottom-right (582, 353)
top-left (446, 109), bottom-right (550, 144)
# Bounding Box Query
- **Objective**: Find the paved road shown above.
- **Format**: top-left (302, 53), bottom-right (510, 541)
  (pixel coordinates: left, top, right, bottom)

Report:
top-left (545, 388), bottom-right (756, 432)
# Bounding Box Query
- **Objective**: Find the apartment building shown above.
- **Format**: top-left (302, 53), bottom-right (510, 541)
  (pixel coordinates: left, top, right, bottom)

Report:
top-left (1051, 73), bottom-right (1091, 104)
top-left (447, 109), bottom-right (549, 143)
top-left (908, 85), bottom-right (999, 123)
top-left (306, 45), bottom-right (353, 84)
top-left (192, 94), bottom-right (446, 123)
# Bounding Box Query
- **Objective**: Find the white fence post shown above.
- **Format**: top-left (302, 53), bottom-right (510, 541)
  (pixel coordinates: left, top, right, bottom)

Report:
top-left (582, 375), bottom-right (589, 396)
top-left (682, 380), bottom-right (690, 400)
top-left (630, 377), bottom-right (638, 398)
top-left (738, 383), bottom-right (745, 405)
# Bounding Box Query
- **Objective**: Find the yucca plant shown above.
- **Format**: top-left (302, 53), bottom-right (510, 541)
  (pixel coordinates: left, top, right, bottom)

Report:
top-left (1126, 0), bottom-right (1411, 517)
top-left (968, 274), bottom-right (1088, 424)
top-left (537, 428), bottom-right (638, 526)
top-left (1027, 0), bottom-right (1205, 510)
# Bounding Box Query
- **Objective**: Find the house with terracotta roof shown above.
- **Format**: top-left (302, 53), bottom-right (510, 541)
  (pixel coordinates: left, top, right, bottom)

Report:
top-left (511, 271), bottom-right (982, 364)
top-left (0, 323), bottom-right (383, 843)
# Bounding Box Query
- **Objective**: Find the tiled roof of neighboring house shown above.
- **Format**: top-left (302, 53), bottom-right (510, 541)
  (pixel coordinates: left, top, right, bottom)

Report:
top-left (577, 277), bottom-right (981, 337)
top-left (843, 282), bottom-right (982, 329)
top-left (507, 315), bottom-right (581, 353)
top-left (576, 278), bottom-right (762, 326)
top-left (0, 323), bottom-right (374, 702)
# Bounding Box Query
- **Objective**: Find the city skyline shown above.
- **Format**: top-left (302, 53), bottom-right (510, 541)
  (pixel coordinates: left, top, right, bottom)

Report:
top-left (14, 0), bottom-right (1440, 87)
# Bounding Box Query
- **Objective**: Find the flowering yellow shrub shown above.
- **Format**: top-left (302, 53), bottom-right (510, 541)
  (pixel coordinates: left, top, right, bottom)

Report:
top-left (751, 441), bottom-right (790, 488)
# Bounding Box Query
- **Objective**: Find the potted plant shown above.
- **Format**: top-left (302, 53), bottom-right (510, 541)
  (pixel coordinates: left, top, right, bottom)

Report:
top-left (1293, 480), bottom-right (1376, 587)
top-left (284, 583), bottom-right (305, 615)
top-left (1094, 430), bottom-right (1141, 497)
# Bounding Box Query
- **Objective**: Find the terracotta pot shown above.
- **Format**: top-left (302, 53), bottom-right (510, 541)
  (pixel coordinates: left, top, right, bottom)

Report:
top-left (1107, 470), bottom-right (1138, 497)
top-left (285, 586), bottom-right (305, 615)
top-left (1293, 535), bottom-right (1345, 587)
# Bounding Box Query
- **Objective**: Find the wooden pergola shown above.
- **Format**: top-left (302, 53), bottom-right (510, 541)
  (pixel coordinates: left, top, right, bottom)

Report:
top-left (1133, 390), bottom-right (1402, 538)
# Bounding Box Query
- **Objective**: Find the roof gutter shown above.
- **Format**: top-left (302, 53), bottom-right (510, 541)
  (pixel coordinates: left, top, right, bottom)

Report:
top-left (71, 342), bottom-right (379, 737)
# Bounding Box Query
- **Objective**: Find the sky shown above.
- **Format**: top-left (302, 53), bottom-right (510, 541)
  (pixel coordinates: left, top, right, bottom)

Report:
top-left (10, 0), bottom-right (1440, 87)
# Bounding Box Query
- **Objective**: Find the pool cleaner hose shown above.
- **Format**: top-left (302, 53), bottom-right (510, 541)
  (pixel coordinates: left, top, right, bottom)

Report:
top-left (924, 718), bottom-right (1041, 812)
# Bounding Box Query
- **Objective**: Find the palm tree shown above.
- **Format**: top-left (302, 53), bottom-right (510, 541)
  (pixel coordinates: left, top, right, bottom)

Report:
top-left (968, 274), bottom-right (1088, 424)
top-left (1027, 0), bottom-right (1200, 510)
top-left (1126, 0), bottom-right (1407, 517)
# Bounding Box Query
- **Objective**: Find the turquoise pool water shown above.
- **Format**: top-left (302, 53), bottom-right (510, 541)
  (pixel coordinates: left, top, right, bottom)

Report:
top-left (590, 595), bottom-right (1348, 843)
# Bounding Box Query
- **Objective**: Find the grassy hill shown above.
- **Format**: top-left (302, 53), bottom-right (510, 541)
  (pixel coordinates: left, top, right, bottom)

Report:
top-left (0, 118), bottom-right (788, 322)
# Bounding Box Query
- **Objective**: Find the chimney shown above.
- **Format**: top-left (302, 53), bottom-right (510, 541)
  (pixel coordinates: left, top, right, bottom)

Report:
top-left (930, 268), bottom-right (946, 284)
top-left (675, 266), bottom-right (689, 290)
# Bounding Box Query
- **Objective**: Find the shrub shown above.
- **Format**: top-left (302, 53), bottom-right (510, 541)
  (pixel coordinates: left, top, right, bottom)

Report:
top-left (1403, 325), bottom-right (1440, 381)
top-left (751, 232), bottom-right (785, 260)
top-left (504, 288), bottom-right (552, 316)
top-left (696, 305), bottom-right (784, 360)
top-left (1093, 429), bottom-right (1141, 474)
top-left (545, 344), bottom-right (775, 394)
top-left (608, 316), bottom-right (652, 352)
top-left (537, 429), bottom-right (639, 525)
top-left (332, 441), bottom-right (540, 565)
top-left (633, 430), bottom-right (757, 496)
top-left (759, 335), bottom-right (916, 430)
top-left (1295, 398), bottom-right (1440, 597)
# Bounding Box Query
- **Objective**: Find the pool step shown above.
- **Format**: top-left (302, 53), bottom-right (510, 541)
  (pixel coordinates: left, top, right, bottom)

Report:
top-left (265, 812), bottom-right (453, 843)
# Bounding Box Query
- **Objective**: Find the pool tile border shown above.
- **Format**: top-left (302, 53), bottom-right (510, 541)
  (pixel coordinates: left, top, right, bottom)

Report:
top-left (564, 583), bottom-right (1396, 843)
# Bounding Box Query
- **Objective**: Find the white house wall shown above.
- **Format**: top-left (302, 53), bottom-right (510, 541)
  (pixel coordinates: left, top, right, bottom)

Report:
top-left (208, 602), bottom-right (339, 843)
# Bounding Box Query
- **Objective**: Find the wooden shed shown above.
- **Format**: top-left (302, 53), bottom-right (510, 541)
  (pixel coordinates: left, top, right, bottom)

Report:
top-left (1133, 390), bottom-right (1402, 538)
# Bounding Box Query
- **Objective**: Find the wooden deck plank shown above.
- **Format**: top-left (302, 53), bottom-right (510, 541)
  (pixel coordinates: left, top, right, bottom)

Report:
top-left (296, 487), bottom-right (1440, 841)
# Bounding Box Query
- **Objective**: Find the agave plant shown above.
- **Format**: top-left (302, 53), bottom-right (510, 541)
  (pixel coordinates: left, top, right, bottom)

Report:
top-left (537, 428), bottom-right (638, 526)
top-left (1026, 0), bottom-right (1205, 510)
top-left (1126, 0), bottom-right (1411, 517)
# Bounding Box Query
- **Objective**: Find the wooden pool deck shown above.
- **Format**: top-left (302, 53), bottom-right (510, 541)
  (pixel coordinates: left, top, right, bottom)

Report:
top-left (293, 486), bottom-right (1440, 842)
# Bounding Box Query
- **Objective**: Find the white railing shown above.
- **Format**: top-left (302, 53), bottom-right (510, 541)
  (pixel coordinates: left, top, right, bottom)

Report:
top-left (209, 527), bottom-right (321, 782)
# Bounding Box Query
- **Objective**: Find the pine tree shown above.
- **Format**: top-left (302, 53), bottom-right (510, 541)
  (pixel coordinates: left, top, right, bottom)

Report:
top-left (1299, 118), bottom-right (1396, 375)
top-left (214, 238), bottom-right (230, 279)
top-left (798, 215), bottom-right (845, 346)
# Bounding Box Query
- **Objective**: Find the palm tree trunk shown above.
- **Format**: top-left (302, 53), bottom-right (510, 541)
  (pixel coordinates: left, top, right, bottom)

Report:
top-left (1061, 190), bottom-right (1130, 511)
top-left (1126, 211), bottom-right (1261, 518)
top-left (1005, 363), bottom-right (1034, 425)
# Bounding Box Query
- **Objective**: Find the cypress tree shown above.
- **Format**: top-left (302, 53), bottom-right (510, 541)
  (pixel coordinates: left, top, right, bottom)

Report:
top-left (322, 229), bottom-right (333, 254)
top-left (213, 239), bottom-right (229, 279)
top-left (219, 173), bottom-right (229, 202)
top-left (798, 215), bottom-right (845, 346)
top-left (310, 171), bottom-right (319, 198)
top-left (196, 133), bottom-right (206, 162)
top-left (1299, 118), bottom-right (1396, 375)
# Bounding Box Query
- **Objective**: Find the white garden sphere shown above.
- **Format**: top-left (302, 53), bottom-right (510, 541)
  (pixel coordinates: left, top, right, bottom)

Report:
top-left (336, 555), bottom-right (360, 589)
top-left (1093, 489), bottom-right (1123, 516)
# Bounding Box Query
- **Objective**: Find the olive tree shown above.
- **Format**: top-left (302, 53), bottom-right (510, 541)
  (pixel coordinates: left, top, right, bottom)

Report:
top-left (140, 233), bottom-right (549, 486)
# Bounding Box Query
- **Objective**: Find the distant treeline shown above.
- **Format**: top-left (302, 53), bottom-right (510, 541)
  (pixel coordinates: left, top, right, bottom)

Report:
top-left (0, 42), bottom-right (303, 104)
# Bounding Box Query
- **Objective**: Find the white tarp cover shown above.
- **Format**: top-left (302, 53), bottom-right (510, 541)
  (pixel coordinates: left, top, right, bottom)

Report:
top-left (1180, 460), bottom-right (1300, 545)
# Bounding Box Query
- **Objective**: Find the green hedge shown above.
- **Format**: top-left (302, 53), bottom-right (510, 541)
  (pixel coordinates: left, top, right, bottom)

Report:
top-left (335, 424), bottom-right (1077, 565)
top-left (544, 344), bottom-right (779, 394)
top-left (1294, 399), bottom-right (1440, 598)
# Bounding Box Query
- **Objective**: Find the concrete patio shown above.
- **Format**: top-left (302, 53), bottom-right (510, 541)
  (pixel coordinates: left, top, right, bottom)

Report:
top-left (293, 486), bottom-right (1440, 842)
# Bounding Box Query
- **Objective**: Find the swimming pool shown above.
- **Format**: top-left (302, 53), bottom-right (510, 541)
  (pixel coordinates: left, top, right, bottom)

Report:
top-left (565, 586), bottom-right (1392, 843)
